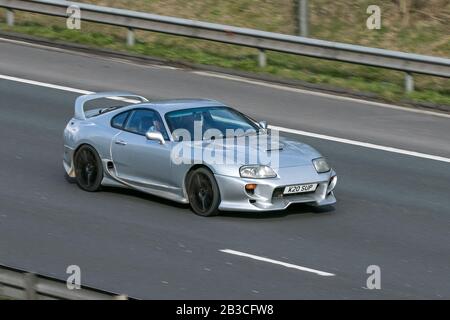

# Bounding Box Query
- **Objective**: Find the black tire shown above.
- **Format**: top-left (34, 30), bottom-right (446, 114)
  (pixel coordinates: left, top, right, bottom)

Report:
top-left (187, 168), bottom-right (220, 217)
top-left (73, 145), bottom-right (103, 192)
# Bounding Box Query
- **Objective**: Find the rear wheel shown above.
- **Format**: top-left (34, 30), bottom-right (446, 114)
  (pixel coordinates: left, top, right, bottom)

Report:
top-left (187, 168), bottom-right (220, 217)
top-left (74, 145), bottom-right (103, 192)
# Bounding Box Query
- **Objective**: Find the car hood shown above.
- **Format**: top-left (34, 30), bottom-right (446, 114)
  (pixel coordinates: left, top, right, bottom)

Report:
top-left (191, 134), bottom-right (322, 168)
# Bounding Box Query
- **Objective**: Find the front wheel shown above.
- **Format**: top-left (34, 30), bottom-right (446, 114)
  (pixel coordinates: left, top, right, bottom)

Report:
top-left (73, 145), bottom-right (103, 192)
top-left (187, 168), bottom-right (220, 217)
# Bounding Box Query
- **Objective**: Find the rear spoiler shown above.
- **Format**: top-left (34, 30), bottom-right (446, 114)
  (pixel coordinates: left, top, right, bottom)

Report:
top-left (74, 92), bottom-right (148, 120)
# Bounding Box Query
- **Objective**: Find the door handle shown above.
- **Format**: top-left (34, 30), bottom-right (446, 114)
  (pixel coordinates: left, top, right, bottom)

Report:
top-left (114, 139), bottom-right (127, 146)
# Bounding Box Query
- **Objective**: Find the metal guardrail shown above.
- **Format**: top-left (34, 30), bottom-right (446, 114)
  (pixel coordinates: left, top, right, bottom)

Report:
top-left (1, 0), bottom-right (449, 92)
top-left (0, 264), bottom-right (129, 300)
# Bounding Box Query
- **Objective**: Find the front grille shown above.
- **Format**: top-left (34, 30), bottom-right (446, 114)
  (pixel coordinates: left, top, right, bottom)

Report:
top-left (272, 188), bottom-right (284, 199)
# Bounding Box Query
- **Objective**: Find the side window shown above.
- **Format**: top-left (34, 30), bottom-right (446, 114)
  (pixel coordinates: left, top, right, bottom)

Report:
top-left (124, 109), bottom-right (169, 140)
top-left (111, 111), bottom-right (130, 129)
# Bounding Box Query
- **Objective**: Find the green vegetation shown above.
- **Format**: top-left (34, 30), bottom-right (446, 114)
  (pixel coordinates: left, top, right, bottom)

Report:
top-left (0, 0), bottom-right (448, 106)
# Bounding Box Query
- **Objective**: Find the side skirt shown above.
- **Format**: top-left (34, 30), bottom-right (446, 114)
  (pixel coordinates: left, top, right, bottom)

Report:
top-left (101, 159), bottom-right (189, 204)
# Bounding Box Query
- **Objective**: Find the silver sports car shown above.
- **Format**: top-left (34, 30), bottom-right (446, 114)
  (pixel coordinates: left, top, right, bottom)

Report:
top-left (63, 92), bottom-right (337, 216)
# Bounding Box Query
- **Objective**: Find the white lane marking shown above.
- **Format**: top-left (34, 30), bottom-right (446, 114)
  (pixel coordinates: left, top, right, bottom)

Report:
top-left (1, 73), bottom-right (449, 164)
top-left (192, 71), bottom-right (450, 119)
top-left (1, 35), bottom-right (448, 119)
top-left (220, 249), bottom-right (335, 277)
top-left (0, 74), bottom-right (92, 94)
top-left (0, 75), bottom-right (140, 103)
top-left (270, 125), bottom-right (450, 164)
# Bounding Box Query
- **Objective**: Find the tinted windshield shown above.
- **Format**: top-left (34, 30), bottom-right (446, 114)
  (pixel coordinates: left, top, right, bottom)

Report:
top-left (165, 107), bottom-right (260, 141)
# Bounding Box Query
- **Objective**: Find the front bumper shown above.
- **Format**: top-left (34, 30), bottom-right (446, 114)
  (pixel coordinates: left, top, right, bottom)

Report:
top-left (215, 166), bottom-right (337, 212)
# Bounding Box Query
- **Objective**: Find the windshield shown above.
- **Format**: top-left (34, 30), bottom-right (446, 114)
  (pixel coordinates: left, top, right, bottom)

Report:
top-left (165, 107), bottom-right (261, 141)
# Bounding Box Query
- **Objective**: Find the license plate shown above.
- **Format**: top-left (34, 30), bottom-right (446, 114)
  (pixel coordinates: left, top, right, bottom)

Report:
top-left (283, 183), bottom-right (317, 194)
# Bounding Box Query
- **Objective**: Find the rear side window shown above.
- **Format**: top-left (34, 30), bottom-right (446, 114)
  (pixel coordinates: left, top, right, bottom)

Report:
top-left (111, 111), bottom-right (130, 129)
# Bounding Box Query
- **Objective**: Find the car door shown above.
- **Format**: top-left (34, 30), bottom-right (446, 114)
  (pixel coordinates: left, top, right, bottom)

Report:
top-left (111, 108), bottom-right (173, 189)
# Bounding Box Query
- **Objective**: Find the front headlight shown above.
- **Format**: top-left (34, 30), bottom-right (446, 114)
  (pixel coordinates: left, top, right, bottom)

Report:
top-left (240, 165), bottom-right (277, 179)
top-left (313, 158), bottom-right (330, 173)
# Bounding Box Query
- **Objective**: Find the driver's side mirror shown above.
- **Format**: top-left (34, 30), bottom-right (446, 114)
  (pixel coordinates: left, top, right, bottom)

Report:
top-left (259, 120), bottom-right (268, 129)
top-left (146, 131), bottom-right (165, 144)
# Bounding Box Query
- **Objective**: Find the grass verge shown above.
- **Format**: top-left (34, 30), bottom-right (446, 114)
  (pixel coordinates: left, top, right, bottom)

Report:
top-left (0, 16), bottom-right (448, 107)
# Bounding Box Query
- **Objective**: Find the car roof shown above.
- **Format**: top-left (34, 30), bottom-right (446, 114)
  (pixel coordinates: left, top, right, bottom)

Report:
top-left (129, 98), bottom-right (228, 115)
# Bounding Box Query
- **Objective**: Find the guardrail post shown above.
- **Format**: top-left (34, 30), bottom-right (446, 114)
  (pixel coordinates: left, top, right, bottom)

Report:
top-left (298, 0), bottom-right (308, 37)
top-left (127, 27), bottom-right (135, 47)
top-left (6, 8), bottom-right (14, 26)
top-left (24, 273), bottom-right (37, 300)
top-left (258, 49), bottom-right (267, 68)
top-left (404, 72), bottom-right (414, 93)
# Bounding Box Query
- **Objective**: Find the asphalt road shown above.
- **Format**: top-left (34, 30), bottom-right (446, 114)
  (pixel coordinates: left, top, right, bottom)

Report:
top-left (0, 38), bottom-right (449, 299)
